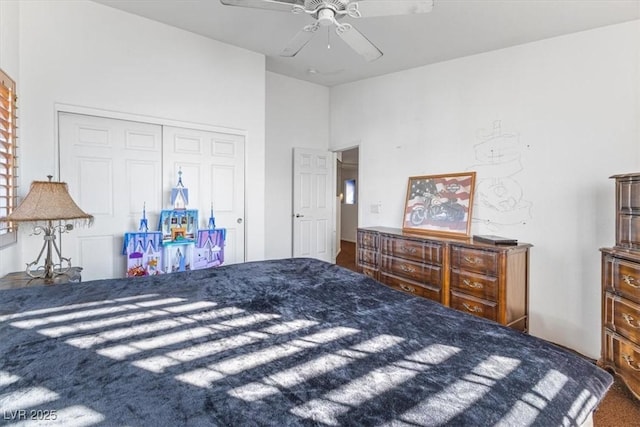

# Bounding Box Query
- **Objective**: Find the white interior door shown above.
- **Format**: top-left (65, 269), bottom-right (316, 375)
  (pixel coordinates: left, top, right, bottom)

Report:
top-left (58, 112), bottom-right (162, 281)
top-left (292, 147), bottom-right (334, 262)
top-left (162, 126), bottom-right (245, 265)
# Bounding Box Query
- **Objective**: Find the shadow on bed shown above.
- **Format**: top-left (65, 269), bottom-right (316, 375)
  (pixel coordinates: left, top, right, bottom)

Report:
top-left (0, 258), bottom-right (611, 426)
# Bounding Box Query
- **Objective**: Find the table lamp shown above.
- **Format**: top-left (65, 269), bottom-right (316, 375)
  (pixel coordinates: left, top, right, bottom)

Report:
top-left (0, 176), bottom-right (93, 281)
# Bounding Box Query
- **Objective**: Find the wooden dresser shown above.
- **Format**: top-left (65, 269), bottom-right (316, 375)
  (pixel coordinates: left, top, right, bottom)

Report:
top-left (601, 172), bottom-right (640, 400)
top-left (357, 227), bottom-right (531, 331)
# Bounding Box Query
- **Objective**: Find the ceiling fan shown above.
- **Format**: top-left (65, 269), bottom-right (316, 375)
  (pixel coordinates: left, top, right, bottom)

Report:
top-left (219, 0), bottom-right (434, 62)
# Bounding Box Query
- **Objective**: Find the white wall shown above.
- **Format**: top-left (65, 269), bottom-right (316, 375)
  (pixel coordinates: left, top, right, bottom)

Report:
top-left (13, 0), bottom-right (266, 270)
top-left (265, 71), bottom-right (330, 259)
top-left (330, 21), bottom-right (640, 358)
top-left (0, 0), bottom-right (20, 276)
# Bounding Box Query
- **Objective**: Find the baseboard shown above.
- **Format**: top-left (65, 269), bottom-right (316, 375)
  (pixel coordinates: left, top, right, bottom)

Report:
top-left (547, 340), bottom-right (597, 364)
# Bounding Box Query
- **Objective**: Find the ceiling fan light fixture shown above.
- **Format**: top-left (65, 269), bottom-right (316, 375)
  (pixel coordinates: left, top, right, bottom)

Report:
top-left (317, 8), bottom-right (335, 26)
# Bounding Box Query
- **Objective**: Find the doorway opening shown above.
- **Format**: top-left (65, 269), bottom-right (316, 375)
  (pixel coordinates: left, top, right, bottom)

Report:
top-left (335, 147), bottom-right (359, 272)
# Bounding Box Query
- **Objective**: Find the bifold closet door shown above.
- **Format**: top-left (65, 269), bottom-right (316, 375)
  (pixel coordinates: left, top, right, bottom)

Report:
top-left (58, 112), bottom-right (163, 281)
top-left (162, 126), bottom-right (245, 265)
top-left (59, 114), bottom-right (246, 280)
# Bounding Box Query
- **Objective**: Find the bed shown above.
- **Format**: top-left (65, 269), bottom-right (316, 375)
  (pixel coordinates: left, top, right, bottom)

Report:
top-left (0, 258), bottom-right (611, 426)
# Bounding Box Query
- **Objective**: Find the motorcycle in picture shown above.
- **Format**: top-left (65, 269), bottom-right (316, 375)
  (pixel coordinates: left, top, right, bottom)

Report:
top-left (410, 191), bottom-right (466, 226)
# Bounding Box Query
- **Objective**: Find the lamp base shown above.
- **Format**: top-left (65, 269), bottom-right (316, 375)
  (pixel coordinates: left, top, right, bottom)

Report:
top-left (26, 266), bottom-right (73, 284)
top-left (25, 222), bottom-right (73, 281)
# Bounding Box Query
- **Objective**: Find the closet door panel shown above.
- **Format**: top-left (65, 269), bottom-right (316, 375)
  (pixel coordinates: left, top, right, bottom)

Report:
top-left (162, 126), bottom-right (245, 265)
top-left (59, 112), bottom-right (162, 280)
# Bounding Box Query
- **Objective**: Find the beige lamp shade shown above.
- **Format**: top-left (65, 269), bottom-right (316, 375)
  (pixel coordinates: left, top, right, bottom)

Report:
top-left (1, 179), bottom-right (94, 225)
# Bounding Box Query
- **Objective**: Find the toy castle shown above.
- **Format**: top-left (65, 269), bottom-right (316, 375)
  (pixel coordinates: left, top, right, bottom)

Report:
top-left (122, 170), bottom-right (225, 277)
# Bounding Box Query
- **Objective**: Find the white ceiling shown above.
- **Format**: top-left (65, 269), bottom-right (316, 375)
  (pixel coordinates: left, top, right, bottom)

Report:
top-left (93, 0), bottom-right (640, 87)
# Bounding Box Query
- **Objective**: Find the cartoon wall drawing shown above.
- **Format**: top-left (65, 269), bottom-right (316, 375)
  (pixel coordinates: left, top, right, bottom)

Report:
top-left (469, 121), bottom-right (532, 229)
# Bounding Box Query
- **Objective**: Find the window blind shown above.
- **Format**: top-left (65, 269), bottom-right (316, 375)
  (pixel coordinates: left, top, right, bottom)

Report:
top-left (0, 68), bottom-right (17, 247)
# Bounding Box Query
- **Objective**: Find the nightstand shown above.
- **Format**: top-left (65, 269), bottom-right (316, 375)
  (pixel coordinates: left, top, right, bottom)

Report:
top-left (0, 267), bottom-right (82, 290)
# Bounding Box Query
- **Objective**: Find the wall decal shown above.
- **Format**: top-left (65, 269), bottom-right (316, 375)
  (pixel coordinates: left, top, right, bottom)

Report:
top-left (469, 121), bottom-right (532, 229)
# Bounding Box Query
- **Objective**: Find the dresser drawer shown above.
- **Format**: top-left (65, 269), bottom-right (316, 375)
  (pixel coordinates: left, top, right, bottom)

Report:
top-left (357, 230), bottom-right (379, 251)
top-left (357, 249), bottom-right (378, 268)
top-left (618, 214), bottom-right (640, 249)
top-left (604, 293), bottom-right (640, 344)
top-left (618, 180), bottom-right (640, 211)
top-left (359, 266), bottom-right (378, 281)
top-left (356, 227), bottom-right (530, 331)
top-left (450, 246), bottom-right (498, 276)
top-left (603, 331), bottom-right (640, 393)
top-left (380, 273), bottom-right (441, 303)
top-left (381, 255), bottom-right (441, 286)
top-left (603, 255), bottom-right (640, 304)
top-left (450, 270), bottom-right (498, 301)
top-left (381, 235), bottom-right (443, 265)
top-left (450, 291), bottom-right (498, 322)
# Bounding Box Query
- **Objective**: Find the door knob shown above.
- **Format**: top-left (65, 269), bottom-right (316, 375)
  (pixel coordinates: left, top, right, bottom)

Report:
top-left (237, 218), bottom-right (243, 224)
top-left (295, 214), bottom-right (304, 218)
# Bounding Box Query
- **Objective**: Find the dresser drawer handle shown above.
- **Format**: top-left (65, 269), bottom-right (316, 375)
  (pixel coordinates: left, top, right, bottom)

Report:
top-left (399, 284), bottom-right (416, 293)
top-left (400, 246), bottom-right (417, 254)
top-left (622, 313), bottom-right (640, 328)
top-left (463, 256), bottom-right (482, 265)
top-left (400, 264), bottom-right (416, 273)
top-left (462, 303), bottom-right (482, 313)
top-left (622, 354), bottom-right (640, 371)
top-left (462, 279), bottom-right (483, 289)
top-left (622, 274), bottom-right (640, 288)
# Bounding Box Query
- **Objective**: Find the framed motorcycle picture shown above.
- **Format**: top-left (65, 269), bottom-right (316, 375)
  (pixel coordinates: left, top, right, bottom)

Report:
top-left (402, 171), bottom-right (476, 238)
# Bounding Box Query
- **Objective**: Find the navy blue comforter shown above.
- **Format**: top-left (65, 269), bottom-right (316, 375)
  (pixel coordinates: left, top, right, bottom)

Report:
top-left (0, 258), bottom-right (611, 426)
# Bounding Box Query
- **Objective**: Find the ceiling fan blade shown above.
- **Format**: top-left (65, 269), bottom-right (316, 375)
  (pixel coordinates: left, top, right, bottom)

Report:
top-left (346, 0), bottom-right (433, 18)
top-left (220, 0), bottom-right (300, 13)
top-left (336, 24), bottom-right (382, 62)
top-left (280, 23), bottom-right (320, 57)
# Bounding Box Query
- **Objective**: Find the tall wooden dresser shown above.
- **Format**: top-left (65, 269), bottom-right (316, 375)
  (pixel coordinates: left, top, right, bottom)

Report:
top-left (601, 172), bottom-right (640, 400)
top-left (357, 227), bottom-right (532, 332)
